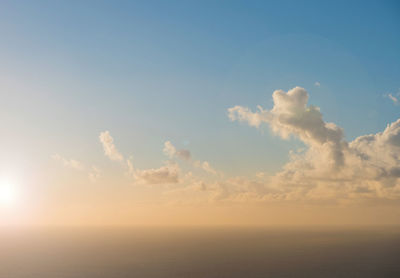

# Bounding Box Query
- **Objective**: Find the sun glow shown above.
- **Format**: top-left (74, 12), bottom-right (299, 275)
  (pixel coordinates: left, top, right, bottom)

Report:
top-left (0, 180), bottom-right (19, 207)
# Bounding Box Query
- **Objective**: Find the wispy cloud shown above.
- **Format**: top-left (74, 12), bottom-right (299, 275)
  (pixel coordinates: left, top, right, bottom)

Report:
top-left (88, 166), bottom-right (101, 183)
top-left (52, 154), bottom-right (101, 183)
top-left (134, 162), bottom-right (180, 185)
top-left (164, 141), bottom-right (219, 175)
top-left (52, 154), bottom-right (85, 171)
top-left (388, 93), bottom-right (399, 104)
top-left (384, 89), bottom-right (400, 105)
top-left (99, 131), bottom-right (124, 162)
top-left (163, 141), bottom-right (191, 161)
top-left (98, 132), bottom-right (181, 184)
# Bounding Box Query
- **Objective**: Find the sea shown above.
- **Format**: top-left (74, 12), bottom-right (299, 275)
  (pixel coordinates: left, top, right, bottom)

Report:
top-left (0, 226), bottom-right (399, 278)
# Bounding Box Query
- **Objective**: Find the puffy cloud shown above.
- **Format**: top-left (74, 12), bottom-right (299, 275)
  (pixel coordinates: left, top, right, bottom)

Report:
top-left (53, 91), bottom-right (400, 203)
top-left (99, 131), bottom-right (124, 162)
top-left (163, 141), bottom-right (191, 161)
top-left (97, 133), bottom-right (180, 185)
top-left (315, 82), bottom-right (321, 87)
top-left (194, 161), bottom-right (217, 175)
top-left (163, 141), bottom-right (218, 175)
top-left (163, 141), bottom-right (176, 158)
top-left (229, 87), bottom-right (346, 168)
top-left (228, 87), bottom-right (400, 201)
top-left (349, 119), bottom-right (400, 180)
top-left (201, 161), bottom-right (216, 175)
top-left (228, 105), bottom-right (267, 128)
top-left (134, 162), bottom-right (180, 185)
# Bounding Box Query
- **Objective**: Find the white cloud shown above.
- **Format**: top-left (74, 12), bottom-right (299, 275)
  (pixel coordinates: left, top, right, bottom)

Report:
top-left (229, 87), bottom-right (346, 168)
top-left (227, 87), bottom-right (400, 202)
top-left (228, 105), bottom-right (267, 128)
top-left (54, 93), bottom-right (400, 203)
top-left (315, 82), bottom-right (321, 87)
top-left (99, 131), bottom-right (124, 162)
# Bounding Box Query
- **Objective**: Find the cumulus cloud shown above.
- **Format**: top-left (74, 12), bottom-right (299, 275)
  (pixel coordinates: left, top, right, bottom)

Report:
top-left (200, 161), bottom-right (217, 175)
top-left (163, 140), bottom-right (218, 175)
top-left (99, 131), bottom-right (124, 162)
top-left (229, 87), bottom-right (346, 168)
top-left (163, 141), bottom-right (191, 161)
top-left (228, 105), bottom-right (267, 128)
top-left (134, 162), bottom-right (180, 185)
top-left (193, 161), bottom-right (217, 175)
top-left (53, 93), bottom-right (400, 203)
top-left (97, 132), bottom-right (180, 185)
top-left (227, 87), bottom-right (400, 202)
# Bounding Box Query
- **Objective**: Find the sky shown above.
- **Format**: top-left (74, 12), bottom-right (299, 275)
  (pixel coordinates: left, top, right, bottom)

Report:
top-left (1, 0), bottom-right (400, 226)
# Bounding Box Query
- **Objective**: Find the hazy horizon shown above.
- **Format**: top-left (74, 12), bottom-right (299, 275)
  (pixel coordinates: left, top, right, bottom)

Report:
top-left (1, 226), bottom-right (400, 278)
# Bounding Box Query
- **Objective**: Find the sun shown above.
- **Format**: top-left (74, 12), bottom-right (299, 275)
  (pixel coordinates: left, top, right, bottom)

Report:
top-left (0, 180), bottom-right (19, 207)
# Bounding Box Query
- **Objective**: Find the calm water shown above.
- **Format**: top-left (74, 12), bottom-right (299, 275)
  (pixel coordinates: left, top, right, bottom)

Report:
top-left (0, 227), bottom-right (399, 278)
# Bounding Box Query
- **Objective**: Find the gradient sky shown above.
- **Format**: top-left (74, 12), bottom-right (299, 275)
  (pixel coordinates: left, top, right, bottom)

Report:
top-left (1, 0), bottom-right (400, 226)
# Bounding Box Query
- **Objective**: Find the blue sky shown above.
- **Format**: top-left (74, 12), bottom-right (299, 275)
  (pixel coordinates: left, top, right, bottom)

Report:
top-left (1, 0), bottom-right (399, 177)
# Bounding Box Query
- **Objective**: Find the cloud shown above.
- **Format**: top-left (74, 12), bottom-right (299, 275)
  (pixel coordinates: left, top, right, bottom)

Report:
top-left (163, 140), bottom-right (218, 175)
top-left (97, 133), bottom-right (180, 185)
top-left (227, 87), bottom-right (400, 202)
top-left (384, 89), bottom-right (400, 105)
top-left (315, 82), bottom-right (321, 87)
top-left (193, 161), bottom-right (217, 175)
top-left (200, 161), bottom-right (217, 175)
top-left (229, 87), bottom-right (346, 168)
top-left (388, 93), bottom-right (399, 105)
top-left (52, 154), bottom-right (85, 171)
top-left (99, 131), bottom-right (124, 162)
top-left (88, 166), bottom-right (101, 182)
top-left (126, 157), bottom-right (135, 178)
top-left (54, 94), bottom-right (400, 203)
top-left (53, 154), bottom-right (101, 183)
top-left (163, 141), bottom-right (191, 161)
top-left (228, 105), bottom-right (267, 128)
top-left (134, 162), bottom-right (180, 185)
top-left (349, 118), bottom-right (400, 181)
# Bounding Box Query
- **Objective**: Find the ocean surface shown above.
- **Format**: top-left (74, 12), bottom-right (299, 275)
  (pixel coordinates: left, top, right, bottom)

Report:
top-left (0, 226), bottom-right (399, 278)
